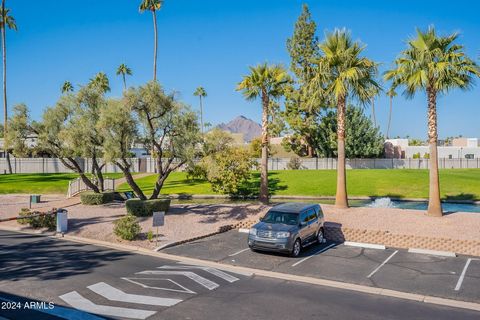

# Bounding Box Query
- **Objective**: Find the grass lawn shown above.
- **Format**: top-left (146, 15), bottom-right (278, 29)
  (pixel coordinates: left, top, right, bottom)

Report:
top-left (118, 169), bottom-right (480, 200)
top-left (0, 173), bottom-right (125, 194)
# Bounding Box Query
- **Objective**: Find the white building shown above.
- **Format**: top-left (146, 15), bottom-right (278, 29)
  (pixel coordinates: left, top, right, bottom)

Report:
top-left (385, 138), bottom-right (480, 159)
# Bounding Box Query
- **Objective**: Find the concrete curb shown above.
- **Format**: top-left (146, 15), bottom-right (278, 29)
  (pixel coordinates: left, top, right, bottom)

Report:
top-left (408, 248), bottom-right (457, 257)
top-left (4, 229), bottom-right (478, 313)
top-left (344, 241), bottom-right (386, 250)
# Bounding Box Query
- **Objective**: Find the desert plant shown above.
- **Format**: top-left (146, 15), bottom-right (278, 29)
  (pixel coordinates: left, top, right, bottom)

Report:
top-left (147, 230), bottom-right (154, 242)
top-left (80, 192), bottom-right (115, 205)
top-left (114, 215), bottom-right (141, 241)
top-left (125, 198), bottom-right (171, 217)
top-left (18, 208), bottom-right (56, 230)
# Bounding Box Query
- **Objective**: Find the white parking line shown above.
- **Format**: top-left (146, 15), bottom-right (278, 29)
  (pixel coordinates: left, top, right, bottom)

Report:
top-left (367, 250), bottom-right (399, 278)
top-left (291, 243), bottom-right (336, 267)
top-left (455, 258), bottom-right (473, 291)
top-left (228, 248), bottom-right (250, 257)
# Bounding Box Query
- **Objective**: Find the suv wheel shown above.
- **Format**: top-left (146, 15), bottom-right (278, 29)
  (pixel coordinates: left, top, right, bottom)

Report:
top-left (316, 228), bottom-right (325, 244)
top-left (291, 239), bottom-right (301, 257)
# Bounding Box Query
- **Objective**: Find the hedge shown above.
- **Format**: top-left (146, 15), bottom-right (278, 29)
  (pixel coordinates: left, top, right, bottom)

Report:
top-left (114, 215), bottom-right (141, 241)
top-left (80, 192), bottom-right (116, 205)
top-left (125, 198), bottom-right (171, 217)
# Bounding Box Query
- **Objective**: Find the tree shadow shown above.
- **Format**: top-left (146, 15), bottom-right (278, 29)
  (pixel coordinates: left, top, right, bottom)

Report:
top-left (237, 172), bottom-right (288, 197)
top-left (0, 231), bottom-right (129, 282)
top-left (444, 193), bottom-right (476, 201)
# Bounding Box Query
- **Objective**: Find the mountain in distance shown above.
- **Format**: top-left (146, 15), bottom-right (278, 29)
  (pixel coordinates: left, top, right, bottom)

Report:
top-left (216, 115), bottom-right (262, 142)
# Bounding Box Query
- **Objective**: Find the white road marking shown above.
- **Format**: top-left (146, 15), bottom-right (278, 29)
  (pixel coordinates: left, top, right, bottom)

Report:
top-left (0, 296), bottom-right (105, 320)
top-left (122, 277), bottom-right (196, 294)
top-left (344, 242), bottom-right (386, 250)
top-left (158, 265), bottom-right (240, 283)
top-left (137, 270), bottom-right (219, 290)
top-left (367, 250), bottom-right (399, 278)
top-left (455, 258), bottom-right (473, 291)
top-left (238, 228), bottom-right (250, 233)
top-left (177, 262), bottom-right (254, 277)
top-left (59, 291), bottom-right (155, 320)
top-left (291, 243), bottom-right (336, 267)
top-left (228, 248), bottom-right (250, 257)
top-left (408, 248), bottom-right (456, 257)
top-left (88, 282), bottom-right (182, 306)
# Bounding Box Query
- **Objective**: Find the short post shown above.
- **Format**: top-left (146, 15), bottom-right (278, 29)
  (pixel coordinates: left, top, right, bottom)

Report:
top-left (56, 208), bottom-right (68, 237)
top-left (152, 211), bottom-right (165, 247)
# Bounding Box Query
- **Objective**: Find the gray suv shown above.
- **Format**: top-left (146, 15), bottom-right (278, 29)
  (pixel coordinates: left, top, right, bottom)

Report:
top-left (248, 203), bottom-right (325, 257)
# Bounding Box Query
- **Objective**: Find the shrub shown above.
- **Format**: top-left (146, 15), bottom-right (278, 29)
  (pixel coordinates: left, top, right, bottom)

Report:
top-left (80, 192), bottom-right (116, 205)
top-left (114, 215), bottom-right (141, 241)
top-left (125, 198), bottom-right (171, 217)
top-left (18, 208), bottom-right (56, 230)
top-left (147, 230), bottom-right (154, 242)
top-left (412, 152), bottom-right (421, 159)
top-left (287, 157), bottom-right (303, 170)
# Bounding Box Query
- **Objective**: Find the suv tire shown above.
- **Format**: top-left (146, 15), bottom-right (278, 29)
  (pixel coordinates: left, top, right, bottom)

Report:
top-left (291, 239), bottom-right (301, 257)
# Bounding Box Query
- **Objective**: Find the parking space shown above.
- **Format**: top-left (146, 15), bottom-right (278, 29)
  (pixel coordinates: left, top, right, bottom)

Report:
top-left (163, 230), bottom-right (480, 303)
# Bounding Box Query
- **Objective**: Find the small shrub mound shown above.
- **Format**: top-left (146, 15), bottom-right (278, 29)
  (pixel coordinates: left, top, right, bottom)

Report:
top-left (18, 208), bottom-right (56, 230)
top-left (114, 215), bottom-right (141, 241)
top-left (80, 192), bottom-right (116, 205)
top-left (125, 198), bottom-right (171, 217)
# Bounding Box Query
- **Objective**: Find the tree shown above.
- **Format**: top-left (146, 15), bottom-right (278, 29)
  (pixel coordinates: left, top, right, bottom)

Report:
top-left (126, 81), bottom-right (202, 199)
top-left (193, 86), bottom-right (207, 134)
top-left (237, 63), bottom-right (290, 203)
top-left (310, 29), bottom-right (379, 208)
top-left (1, 1), bottom-right (16, 173)
top-left (98, 99), bottom-right (146, 199)
top-left (139, 0), bottom-right (163, 81)
top-left (385, 26), bottom-right (480, 216)
top-left (284, 4), bottom-right (321, 157)
top-left (4, 104), bottom-right (31, 157)
top-left (116, 64), bottom-right (132, 91)
top-left (312, 106), bottom-right (384, 158)
top-left (62, 81), bottom-right (74, 94)
top-left (386, 88), bottom-right (397, 139)
top-left (88, 72), bottom-right (110, 93)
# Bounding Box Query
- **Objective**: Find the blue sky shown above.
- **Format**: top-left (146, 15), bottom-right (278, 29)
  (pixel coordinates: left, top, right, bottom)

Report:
top-left (7, 0), bottom-right (480, 139)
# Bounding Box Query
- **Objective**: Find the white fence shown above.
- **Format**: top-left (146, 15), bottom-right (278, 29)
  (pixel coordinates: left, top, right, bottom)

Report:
top-left (1, 157), bottom-right (480, 174)
top-left (67, 177), bottom-right (116, 198)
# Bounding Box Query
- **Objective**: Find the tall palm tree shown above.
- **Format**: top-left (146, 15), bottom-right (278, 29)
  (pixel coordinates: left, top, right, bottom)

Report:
top-left (237, 64), bottom-right (290, 204)
top-left (1, 1), bottom-right (15, 174)
top-left (116, 63), bottom-right (132, 91)
top-left (193, 86), bottom-right (207, 134)
top-left (311, 29), bottom-right (379, 208)
top-left (89, 72), bottom-right (111, 94)
top-left (386, 88), bottom-right (397, 139)
top-left (139, 0), bottom-right (163, 81)
top-left (385, 27), bottom-right (480, 217)
top-left (61, 81), bottom-right (74, 94)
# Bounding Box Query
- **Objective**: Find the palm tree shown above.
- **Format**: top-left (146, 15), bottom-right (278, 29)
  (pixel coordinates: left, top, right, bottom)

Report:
top-left (89, 72), bottom-right (111, 94)
top-left (385, 27), bottom-right (480, 217)
top-left (61, 81), bottom-right (74, 94)
top-left (1, 1), bottom-right (16, 174)
top-left (193, 86), bottom-right (207, 134)
top-left (116, 63), bottom-right (132, 91)
top-left (237, 64), bottom-right (290, 204)
top-left (311, 29), bottom-right (379, 208)
top-left (139, 0), bottom-right (163, 81)
top-left (386, 88), bottom-right (397, 139)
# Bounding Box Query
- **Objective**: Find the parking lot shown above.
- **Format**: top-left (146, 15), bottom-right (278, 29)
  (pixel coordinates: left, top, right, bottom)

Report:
top-left (163, 230), bottom-right (480, 303)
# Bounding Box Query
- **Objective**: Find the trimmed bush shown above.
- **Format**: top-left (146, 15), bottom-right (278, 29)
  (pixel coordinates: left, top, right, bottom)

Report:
top-left (114, 215), bottom-right (141, 241)
top-left (80, 192), bottom-right (116, 205)
top-left (18, 208), bottom-right (56, 230)
top-left (125, 198), bottom-right (171, 217)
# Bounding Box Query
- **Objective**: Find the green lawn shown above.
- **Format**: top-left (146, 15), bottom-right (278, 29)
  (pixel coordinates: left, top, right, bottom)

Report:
top-left (0, 173), bottom-right (125, 194)
top-left (117, 169), bottom-right (480, 200)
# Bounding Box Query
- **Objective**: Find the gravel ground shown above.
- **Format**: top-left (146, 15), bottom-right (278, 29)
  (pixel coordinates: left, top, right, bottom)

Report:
top-left (1, 195), bottom-right (479, 249)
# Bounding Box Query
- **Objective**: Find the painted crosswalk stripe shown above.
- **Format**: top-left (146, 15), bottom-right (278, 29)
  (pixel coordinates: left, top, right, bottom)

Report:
top-left (158, 265), bottom-right (240, 283)
top-left (59, 291), bottom-right (156, 320)
top-left (88, 282), bottom-right (182, 306)
top-left (122, 277), bottom-right (196, 294)
top-left (0, 296), bottom-right (105, 320)
top-left (137, 270), bottom-right (219, 290)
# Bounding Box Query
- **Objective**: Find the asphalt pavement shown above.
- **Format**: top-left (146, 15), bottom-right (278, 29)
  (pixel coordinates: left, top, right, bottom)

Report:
top-left (0, 230), bottom-right (479, 320)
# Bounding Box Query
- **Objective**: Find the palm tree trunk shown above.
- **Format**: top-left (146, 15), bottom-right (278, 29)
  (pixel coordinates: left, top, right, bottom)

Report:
top-left (427, 88), bottom-right (442, 217)
top-left (335, 96), bottom-right (348, 208)
top-left (386, 96), bottom-right (393, 139)
top-left (152, 9), bottom-right (158, 81)
top-left (1, 0), bottom-right (11, 174)
top-left (199, 96), bottom-right (204, 135)
top-left (122, 74), bottom-right (126, 91)
top-left (259, 91), bottom-right (269, 204)
top-left (371, 97), bottom-right (376, 127)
